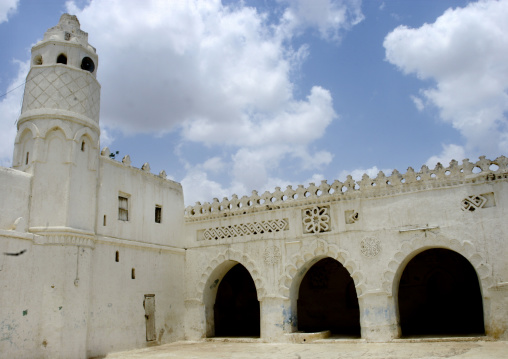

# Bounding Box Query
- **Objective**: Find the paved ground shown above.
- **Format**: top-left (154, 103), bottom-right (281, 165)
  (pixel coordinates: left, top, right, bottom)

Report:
top-left (103, 339), bottom-right (508, 359)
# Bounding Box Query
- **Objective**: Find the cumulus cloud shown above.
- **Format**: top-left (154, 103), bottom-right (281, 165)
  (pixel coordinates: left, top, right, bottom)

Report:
top-left (64, 0), bottom-right (357, 204)
top-left (384, 0), bottom-right (508, 159)
top-left (0, 60), bottom-right (28, 166)
top-left (67, 0), bottom-right (295, 134)
top-left (410, 95), bottom-right (424, 112)
top-left (337, 165), bottom-right (393, 183)
top-left (0, 0), bottom-right (18, 24)
top-left (278, 0), bottom-right (364, 41)
top-left (426, 144), bottom-right (466, 168)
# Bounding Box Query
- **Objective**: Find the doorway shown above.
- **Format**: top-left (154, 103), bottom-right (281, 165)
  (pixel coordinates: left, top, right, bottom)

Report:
top-left (297, 258), bottom-right (360, 336)
top-left (214, 263), bottom-right (260, 337)
top-left (398, 248), bottom-right (484, 336)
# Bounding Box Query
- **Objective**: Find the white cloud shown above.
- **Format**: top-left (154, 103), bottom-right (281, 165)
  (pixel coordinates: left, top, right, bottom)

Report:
top-left (201, 156), bottom-right (225, 174)
top-left (278, 0), bottom-right (364, 41)
top-left (384, 0), bottom-right (508, 158)
top-left (180, 167), bottom-right (232, 206)
top-left (426, 144), bottom-right (466, 169)
top-left (182, 85), bottom-right (336, 147)
top-left (0, 0), bottom-right (18, 24)
top-left (67, 0), bottom-right (295, 134)
top-left (410, 95), bottom-right (424, 112)
top-left (65, 0), bottom-right (356, 203)
top-left (338, 165), bottom-right (392, 182)
top-left (0, 60), bottom-right (28, 166)
top-left (99, 126), bottom-right (115, 148)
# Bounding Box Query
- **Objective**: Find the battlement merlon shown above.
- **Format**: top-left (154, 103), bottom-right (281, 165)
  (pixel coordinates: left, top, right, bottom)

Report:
top-left (40, 14), bottom-right (95, 52)
top-left (100, 147), bottom-right (180, 187)
top-left (185, 155), bottom-right (508, 219)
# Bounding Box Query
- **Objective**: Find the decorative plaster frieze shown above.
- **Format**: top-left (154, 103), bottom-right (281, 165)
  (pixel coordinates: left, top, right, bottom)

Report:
top-left (302, 206), bottom-right (330, 234)
top-left (263, 245), bottom-right (282, 265)
top-left (200, 219), bottom-right (288, 240)
top-left (185, 156), bottom-right (508, 220)
top-left (360, 237), bottom-right (381, 258)
top-left (34, 234), bottom-right (95, 248)
top-left (462, 192), bottom-right (495, 211)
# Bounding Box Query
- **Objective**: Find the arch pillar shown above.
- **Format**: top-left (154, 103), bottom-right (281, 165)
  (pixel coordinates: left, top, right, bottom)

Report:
top-left (259, 296), bottom-right (292, 341)
top-left (358, 291), bottom-right (399, 342)
top-left (184, 299), bottom-right (206, 341)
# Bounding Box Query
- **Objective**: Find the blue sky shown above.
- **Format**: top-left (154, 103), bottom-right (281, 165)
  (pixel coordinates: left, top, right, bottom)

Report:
top-left (1, 0), bottom-right (507, 205)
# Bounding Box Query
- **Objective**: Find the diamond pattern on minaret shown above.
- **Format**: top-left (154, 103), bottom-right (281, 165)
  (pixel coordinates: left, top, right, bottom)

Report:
top-left (22, 66), bottom-right (100, 122)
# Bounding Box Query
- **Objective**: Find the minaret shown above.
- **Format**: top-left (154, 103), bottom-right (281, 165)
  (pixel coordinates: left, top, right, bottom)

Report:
top-left (13, 13), bottom-right (100, 232)
top-left (12, 14), bottom-right (99, 358)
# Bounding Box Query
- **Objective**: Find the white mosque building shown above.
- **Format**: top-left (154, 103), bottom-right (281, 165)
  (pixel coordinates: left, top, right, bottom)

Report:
top-left (0, 14), bottom-right (507, 359)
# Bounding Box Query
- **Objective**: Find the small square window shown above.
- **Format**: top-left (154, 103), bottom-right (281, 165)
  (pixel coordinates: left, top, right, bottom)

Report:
top-left (118, 195), bottom-right (129, 221)
top-left (155, 205), bottom-right (162, 223)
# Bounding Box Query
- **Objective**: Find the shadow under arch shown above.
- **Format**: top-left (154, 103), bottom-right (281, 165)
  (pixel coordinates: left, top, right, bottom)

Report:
top-left (290, 256), bottom-right (361, 337)
top-left (202, 260), bottom-right (261, 338)
top-left (396, 248), bottom-right (485, 337)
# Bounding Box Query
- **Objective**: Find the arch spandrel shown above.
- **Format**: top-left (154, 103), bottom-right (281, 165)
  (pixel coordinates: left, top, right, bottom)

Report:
top-left (195, 248), bottom-right (267, 302)
top-left (382, 233), bottom-right (494, 298)
top-left (40, 121), bottom-right (73, 140)
top-left (73, 127), bottom-right (98, 145)
top-left (15, 123), bottom-right (40, 144)
top-left (279, 239), bottom-right (366, 299)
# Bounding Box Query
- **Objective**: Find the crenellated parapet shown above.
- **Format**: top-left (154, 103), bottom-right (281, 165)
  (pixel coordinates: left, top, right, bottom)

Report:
top-left (100, 147), bottom-right (172, 181)
top-left (185, 156), bottom-right (508, 220)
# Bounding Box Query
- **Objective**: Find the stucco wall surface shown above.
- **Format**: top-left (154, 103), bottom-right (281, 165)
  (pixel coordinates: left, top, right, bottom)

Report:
top-left (0, 167), bottom-right (32, 231)
top-left (96, 156), bottom-right (184, 248)
top-left (87, 240), bottom-right (186, 358)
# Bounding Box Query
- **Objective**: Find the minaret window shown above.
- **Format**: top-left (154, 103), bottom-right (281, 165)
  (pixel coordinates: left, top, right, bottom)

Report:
top-left (81, 141), bottom-right (85, 152)
top-left (81, 57), bottom-right (95, 73)
top-left (25, 152), bottom-right (29, 165)
top-left (57, 54), bottom-right (67, 64)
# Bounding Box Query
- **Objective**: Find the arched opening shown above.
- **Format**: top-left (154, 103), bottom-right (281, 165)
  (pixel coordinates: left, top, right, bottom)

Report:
top-left (81, 56), bottom-right (95, 73)
top-left (57, 53), bottom-right (67, 64)
top-left (297, 257), bottom-right (360, 337)
top-left (214, 263), bottom-right (260, 337)
top-left (398, 248), bottom-right (484, 337)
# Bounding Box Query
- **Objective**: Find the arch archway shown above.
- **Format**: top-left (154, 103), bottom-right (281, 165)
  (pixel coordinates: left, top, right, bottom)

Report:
top-left (214, 263), bottom-right (260, 337)
top-left (297, 257), bottom-right (360, 337)
top-left (398, 248), bottom-right (484, 336)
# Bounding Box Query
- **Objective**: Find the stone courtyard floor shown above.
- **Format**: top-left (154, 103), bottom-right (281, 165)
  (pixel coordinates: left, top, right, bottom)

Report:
top-left (103, 339), bottom-right (508, 359)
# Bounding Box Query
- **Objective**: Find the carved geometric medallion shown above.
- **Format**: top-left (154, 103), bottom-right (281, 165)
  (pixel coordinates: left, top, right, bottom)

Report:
top-left (461, 195), bottom-right (487, 212)
top-left (302, 206), bottom-right (331, 234)
top-left (360, 237), bottom-right (381, 258)
top-left (263, 245), bottom-right (282, 265)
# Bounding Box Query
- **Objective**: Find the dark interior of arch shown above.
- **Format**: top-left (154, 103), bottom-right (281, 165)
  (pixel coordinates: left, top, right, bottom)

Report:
top-left (298, 258), bottom-right (360, 336)
top-left (81, 57), bottom-right (95, 73)
top-left (57, 54), bottom-right (67, 64)
top-left (214, 263), bottom-right (260, 337)
top-left (398, 248), bottom-right (484, 337)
